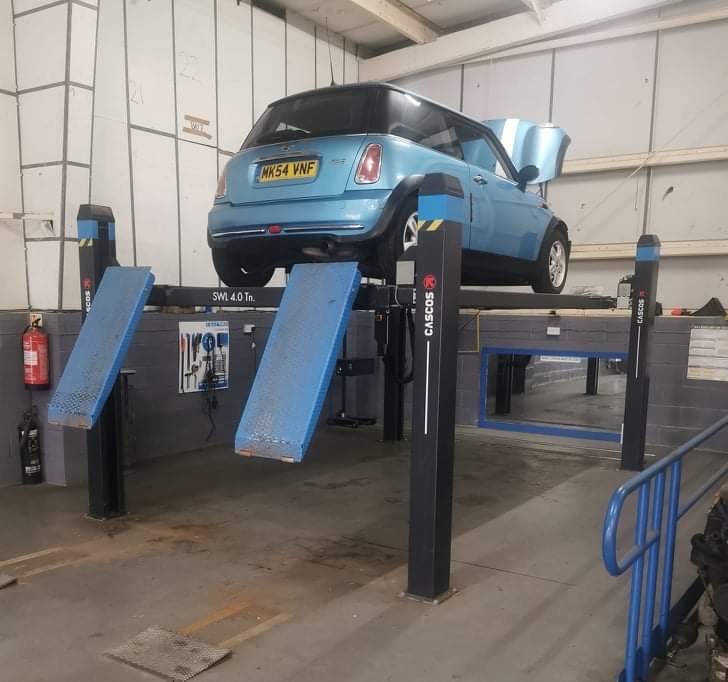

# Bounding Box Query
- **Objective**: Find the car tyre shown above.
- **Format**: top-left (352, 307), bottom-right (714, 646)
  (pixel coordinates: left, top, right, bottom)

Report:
top-left (532, 229), bottom-right (569, 294)
top-left (377, 196), bottom-right (418, 282)
top-left (212, 247), bottom-right (275, 287)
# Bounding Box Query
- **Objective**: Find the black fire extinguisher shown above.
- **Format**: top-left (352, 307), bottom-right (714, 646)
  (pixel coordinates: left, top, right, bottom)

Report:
top-left (18, 406), bottom-right (42, 484)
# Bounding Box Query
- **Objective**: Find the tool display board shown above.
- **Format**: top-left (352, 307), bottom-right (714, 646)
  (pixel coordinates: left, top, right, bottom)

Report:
top-left (178, 321), bottom-right (230, 393)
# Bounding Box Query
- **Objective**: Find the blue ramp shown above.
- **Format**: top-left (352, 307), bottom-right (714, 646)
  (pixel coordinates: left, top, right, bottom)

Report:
top-left (48, 267), bottom-right (154, 429)
top-left (235, 262), bottom-right (361, 462)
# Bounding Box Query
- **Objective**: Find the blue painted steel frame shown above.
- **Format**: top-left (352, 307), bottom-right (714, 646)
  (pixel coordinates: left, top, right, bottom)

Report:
top-left (603, 415), bottom-right (728, 682)
top-left (235, 262), bottom-right (361, 463)
top-left (478, 346), bottom-right (628, 442)
top-left (48, 266), bottom-right (155, 429)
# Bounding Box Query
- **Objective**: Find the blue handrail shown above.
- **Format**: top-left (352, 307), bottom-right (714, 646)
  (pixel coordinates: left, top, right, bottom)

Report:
top-left (603, 414), bottom-right (728, 682)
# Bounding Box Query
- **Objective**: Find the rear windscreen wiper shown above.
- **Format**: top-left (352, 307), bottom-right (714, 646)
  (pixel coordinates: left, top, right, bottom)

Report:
top-left (257, 129), bottom-right (312, 144)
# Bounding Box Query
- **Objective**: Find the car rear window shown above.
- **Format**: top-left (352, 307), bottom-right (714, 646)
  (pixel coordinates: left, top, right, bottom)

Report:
top-left (242, 89), bottom-right (372, 149)
top-left (372, 89), bottom-right (463, 159)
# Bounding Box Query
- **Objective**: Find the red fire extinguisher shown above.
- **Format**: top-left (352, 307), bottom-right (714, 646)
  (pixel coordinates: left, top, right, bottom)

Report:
top-left (23, 322), bottom-right (49, 390)
top-left (18, 406), bottom-right (43, 484)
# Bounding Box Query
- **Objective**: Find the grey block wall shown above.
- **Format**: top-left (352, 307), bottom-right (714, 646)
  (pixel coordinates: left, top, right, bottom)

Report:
top-left (456, 312), bottom-right (728, 455)
top-left (0, 309), bottom-right (383, 487)
top-left (1, 309), bottom-right (727, 487)
top-left (647, 316), bottom-right (728, 454)
top-left (454, 313), bottom-right (631, 427)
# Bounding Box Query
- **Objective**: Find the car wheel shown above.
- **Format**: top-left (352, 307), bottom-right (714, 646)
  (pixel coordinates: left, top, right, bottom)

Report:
top-left (377, 196), bottom-right (418, 282)
top-left (212, 248), bottom-right (274, 287)
top-left (532, 230), bottom-right (569, 294)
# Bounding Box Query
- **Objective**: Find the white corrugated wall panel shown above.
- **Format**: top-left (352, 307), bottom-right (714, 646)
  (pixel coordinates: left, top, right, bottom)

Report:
top-left (463, 52), bottom-right (551, 123)
top-left (548, 170), bottom-right (647, 245)
top-left (14, 3), bottom-right (67, 90)
top-left (394, 65), bottom-right (462, 111)
top-left (647, 161), bottom-right (728, 242)
top-left (175, 0), bottom-right (217, 146)
top-left (0, 94), bottom-right (21, 212)
top-left (316, 26), bottom-right (344, 87)
top-left (653, 20), bottom-right (728, 151)
top-left (0, 220), bottom-right (28, 309)
top-left (130, 129), bottom-right (179, 284)
top-left (552, 34), bottom-right (655, 159)
top-left (0, 0), bottom-right (16, 92)
top-left (126, 0), bottom-right (175, 134)
top-left (178, 140), bottom-right (218, 286)
top-left (252, 7), bottom-right (285, 120)
top-left (216, 0), bottom-right (252, 152)
top-left (286, 11), bottom-right (315, 96)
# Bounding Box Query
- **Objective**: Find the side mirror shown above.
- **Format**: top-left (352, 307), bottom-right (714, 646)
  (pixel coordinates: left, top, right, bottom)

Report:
top-left (517, 164), bottom-right (540, 190)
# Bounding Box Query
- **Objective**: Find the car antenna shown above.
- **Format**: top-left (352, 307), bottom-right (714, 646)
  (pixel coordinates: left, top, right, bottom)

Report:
top-left (326, 17), bottom-right (336, 86)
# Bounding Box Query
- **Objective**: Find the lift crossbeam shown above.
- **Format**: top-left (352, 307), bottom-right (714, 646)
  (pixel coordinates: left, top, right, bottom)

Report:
top-left (147, 283), bottom-right (615, 312)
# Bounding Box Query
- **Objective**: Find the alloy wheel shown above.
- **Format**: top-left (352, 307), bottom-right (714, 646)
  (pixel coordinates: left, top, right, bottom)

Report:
top-left (548, 240), bottom-right (567, 288)
top-left (402, 212), bottom-right (418, 252)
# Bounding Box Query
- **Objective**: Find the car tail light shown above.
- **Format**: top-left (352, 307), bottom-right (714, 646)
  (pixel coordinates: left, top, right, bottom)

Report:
top-left (268, 224), bottom-right (282, 234)
top-left (355, 143), bottom-right (382, 184)
top-left (215, 173), bottom-right (226, 198)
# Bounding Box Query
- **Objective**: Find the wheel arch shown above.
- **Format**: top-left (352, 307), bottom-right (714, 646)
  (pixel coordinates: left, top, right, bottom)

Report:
top-left (370, 174), bottom-right (424, 241)
top-left (547, 217), bottom-right (570, 253)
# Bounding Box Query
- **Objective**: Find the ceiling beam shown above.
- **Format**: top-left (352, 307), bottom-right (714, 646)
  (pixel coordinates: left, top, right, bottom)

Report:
top-left (347, 0), bottom-right (439, 45)
top-left (464, 6), bottom-right (728, 65)
top-left (521, 0), bottom-right (544, 23)
top-left (360, 0), bottom-right (686, 82)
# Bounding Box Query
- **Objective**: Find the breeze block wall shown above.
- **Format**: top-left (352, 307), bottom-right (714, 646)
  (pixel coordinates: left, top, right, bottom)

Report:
top-left (647, 315), bottom-right (728, 454)
top-left (2, 309), bottom-right (727, 487)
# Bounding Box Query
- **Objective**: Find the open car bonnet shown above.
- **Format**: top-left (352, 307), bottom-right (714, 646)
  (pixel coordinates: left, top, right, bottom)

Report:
top-left (484, 119), bottom-right (571, 184)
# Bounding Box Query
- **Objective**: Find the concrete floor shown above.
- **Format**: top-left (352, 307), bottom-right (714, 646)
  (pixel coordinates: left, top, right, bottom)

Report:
top-left (0, 426), bottom-right (721, 682)
top-left (489, 373), bottom-right (627, 432)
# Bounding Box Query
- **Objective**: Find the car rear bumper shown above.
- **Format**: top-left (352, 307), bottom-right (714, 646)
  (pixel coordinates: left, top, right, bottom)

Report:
top-left (207, 190), bottom-right (392, 247)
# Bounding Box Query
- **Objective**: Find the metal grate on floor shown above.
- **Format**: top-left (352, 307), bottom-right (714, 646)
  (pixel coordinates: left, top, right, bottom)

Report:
top-left (104, 626), bottom-right (230, 681)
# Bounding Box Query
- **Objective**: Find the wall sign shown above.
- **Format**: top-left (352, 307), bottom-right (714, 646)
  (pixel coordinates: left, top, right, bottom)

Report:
top-left (178, 321), bottom-right (230, 393)
top-left (687, 326), bottom-right (728, 382)
top-left (539, 355), bottom-right (582, 364)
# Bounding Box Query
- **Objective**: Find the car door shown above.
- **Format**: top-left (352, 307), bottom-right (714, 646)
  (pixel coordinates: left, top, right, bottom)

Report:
top-left (456, 120), bottom-right (548, 262)
top-left (452, 121), bottom-right (497, 253)
top-left (381, 95), bottom-right (472, 247)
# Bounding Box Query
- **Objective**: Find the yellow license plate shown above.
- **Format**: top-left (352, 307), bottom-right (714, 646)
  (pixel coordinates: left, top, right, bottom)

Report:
top-left (259, 159), bottom-right (318, 182)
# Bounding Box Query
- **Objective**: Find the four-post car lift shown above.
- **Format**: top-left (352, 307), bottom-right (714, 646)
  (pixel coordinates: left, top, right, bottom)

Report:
top-left (48, 174), bottom-right (660, 603)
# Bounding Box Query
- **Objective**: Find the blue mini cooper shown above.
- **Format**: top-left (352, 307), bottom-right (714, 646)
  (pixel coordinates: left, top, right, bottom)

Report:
top-left (208, 82), bottom-right (571, 292)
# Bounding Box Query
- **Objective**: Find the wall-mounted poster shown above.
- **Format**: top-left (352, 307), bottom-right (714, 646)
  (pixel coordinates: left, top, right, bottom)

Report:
top-left (178, 321), bottom-right (230, 394)
top-left (687, 326), bottom-right (728, 382)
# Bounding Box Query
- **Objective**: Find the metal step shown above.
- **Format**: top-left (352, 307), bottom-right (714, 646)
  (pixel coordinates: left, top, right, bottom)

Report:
top-left (235, 262), bottom-right (361, 462)
top-left (48, 266), bottom-right (154, 429)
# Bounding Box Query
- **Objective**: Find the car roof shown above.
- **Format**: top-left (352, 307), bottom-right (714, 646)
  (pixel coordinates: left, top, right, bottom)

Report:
top-left (268, 81), bottom-right (483, 130)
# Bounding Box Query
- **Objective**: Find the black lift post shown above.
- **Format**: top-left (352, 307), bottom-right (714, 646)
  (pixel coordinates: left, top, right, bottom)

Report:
top-left (407, 174), bottom-right (464, 601)
top-left (621, 234), bottom-right (661, 471)
top-left (494, 354), bottom-right (514, 415)
top-left (382, 307), bottom-right (406, 441)
top-left (586, 357), bottom-right (600, 395)
top-left (77, 205), bottom-right (126, 520)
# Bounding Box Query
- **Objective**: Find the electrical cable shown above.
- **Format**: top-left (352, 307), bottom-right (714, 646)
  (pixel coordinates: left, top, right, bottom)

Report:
top-left (383, 307), bottom-right (416, 385)
top-left (325, 17), bottom-right (335, 86)
top-left (458, 311), bottom-right (479, 333)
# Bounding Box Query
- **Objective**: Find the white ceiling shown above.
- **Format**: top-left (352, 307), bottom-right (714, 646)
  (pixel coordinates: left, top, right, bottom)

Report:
top-left (265, 0), bottom-right (553, 53)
